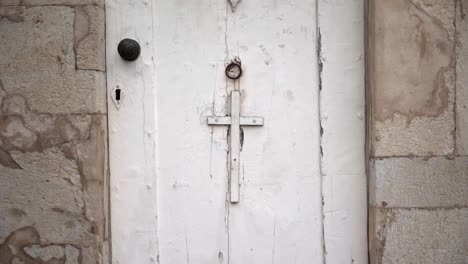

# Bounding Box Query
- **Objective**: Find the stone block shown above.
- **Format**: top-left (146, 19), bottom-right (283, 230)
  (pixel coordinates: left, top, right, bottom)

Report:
top-left (77, 115), bottom-right (108, 238)
top-left (371, 0), bottom-right (456, 157)
top-left (0, 90), bottom-right (106, 262)
top-left (0, 1), bottom-right (106, 263)
top-left (0, 6), bottom-right (106, 114)
top-left (20, 244), bottom-right (80, 263)
top-left (0, 148), bottom-right (90, 244)
top-left (370, 208), bottom-right (468, 264)
top-left (371, 157), bottom-right (468, 208)
top-left (75, 5), bottom-right (105, 71)
top-left (0, 145), bottom-right (105, 262)
top-left (456, 1), bottom-right (468, 155)
top-left (0, 86), bottom-right (94, 155)
top-left (0, 0), bottom-right (22, 5)
top-left (24, 245), bottom-right (65, 262)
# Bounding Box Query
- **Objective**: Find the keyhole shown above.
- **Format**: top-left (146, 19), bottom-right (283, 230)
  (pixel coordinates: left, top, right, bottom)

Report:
top-left (115, 88), bottom-right (121, 101)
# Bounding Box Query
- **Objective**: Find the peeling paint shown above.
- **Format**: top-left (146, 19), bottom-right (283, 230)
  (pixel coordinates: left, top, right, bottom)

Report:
top-left (0, 82), bottom-right (93, 155)
top-left (373, 0), bottom-right (454, 123)
top-left (369, 0), bottom-right (468, 262)
top-left (0, 2), bottom-right (107, 263)
top-left (371, 0), bottom-right (456, 157)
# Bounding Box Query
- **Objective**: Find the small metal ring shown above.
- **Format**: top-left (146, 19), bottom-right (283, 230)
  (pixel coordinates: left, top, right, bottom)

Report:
top-left (225, 62), bottom-right (243, 80)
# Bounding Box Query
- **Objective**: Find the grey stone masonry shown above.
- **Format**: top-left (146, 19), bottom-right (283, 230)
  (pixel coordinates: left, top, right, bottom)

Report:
top-left (369, 0), bottom-right (468, 263)
top-left (456, 0), bottom-right (468, 155)
top-left (0, 1), bottom-right (108, 264)
top-left (371, 157), bottom-right (468, 208)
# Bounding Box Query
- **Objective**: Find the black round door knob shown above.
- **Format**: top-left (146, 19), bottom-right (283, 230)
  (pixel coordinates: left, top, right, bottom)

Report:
top-left (117, 38), bottom-right (141, 61)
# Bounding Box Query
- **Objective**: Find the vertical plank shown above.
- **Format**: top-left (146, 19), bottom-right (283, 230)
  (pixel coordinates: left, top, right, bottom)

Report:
top-left (153, 1), bottom-right (230, 263)
top-left (226, 0), bottom-right (324, 263)
top-left (106, 0), bottom-right (158, 263)
top-left (230, 91), bottom-right (241, 203)
top-left (318, 0), bottom-right (368, 263)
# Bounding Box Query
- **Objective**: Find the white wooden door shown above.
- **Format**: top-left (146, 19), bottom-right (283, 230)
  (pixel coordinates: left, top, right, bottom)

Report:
top-left (156, 1), bottom-right (321, 263)
top-left (107, 1), bottom-right (367, 264)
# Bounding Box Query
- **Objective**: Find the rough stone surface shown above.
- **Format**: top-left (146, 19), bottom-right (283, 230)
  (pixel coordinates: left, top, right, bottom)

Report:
top-left (370, 0), bottom-right (468, 263)
top-left (0, 6), bottom-right (106, 114)
top-left (370, 208), bottom-right (468, 264)
top-left (0, 149), bottom-right (87, 242)
top-left (371, 0), bottom-right (456, 157)
top-left (0, 1), bottom-right (107, 263)
top-left (0, 120), bottom-right (107, 260)
top-left (0, 81), bottom-right (96, 158)
top-left (11, 258), bottom-right (26, 264)
top-left (0, 1), bottom-right (22, 5)
top-left (456, 0), bottom-right (468, 155)
top-left (372, 157), bottom-right (468, 208)
top-left (24, 245), bottom-right (65, 262)
top-left (75, 5), bottom-right (105, 71)
top-left (65, 245), bottom-right (80, 264)
top-left (0, 106), bottom-right (108, 263)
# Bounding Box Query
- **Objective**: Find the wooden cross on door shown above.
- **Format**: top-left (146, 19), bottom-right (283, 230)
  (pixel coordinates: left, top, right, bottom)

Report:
top-left (207, 90), bottom-right (264, 203)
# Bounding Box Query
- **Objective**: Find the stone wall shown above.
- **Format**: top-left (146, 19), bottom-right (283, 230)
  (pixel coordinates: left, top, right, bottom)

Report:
top-left (0, 1), bottom-right (108, 264)
top-left (369, 0), bottom-right (468, 263)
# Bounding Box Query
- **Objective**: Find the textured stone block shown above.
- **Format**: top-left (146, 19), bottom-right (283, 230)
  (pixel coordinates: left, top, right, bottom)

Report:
top-left (0, 148), bottom-right (91, 244)
top-left (370, 208), bottom-right (468, 264)
top-left (0, 116), bottom-right (107, 262)
top-left (76, 115), bottom-right (108, 238)
top-left (0, 82), bottom-right (107, 262)
top-left (0, 1), bottom-right (107, 263)
top-left (0, 0), bottom-right (22, 5)
top-left (0, 87), bottom-right (93, 155)
top-left (75, 5), bottom-right (105, 71)
top-left (371, 157), bottom-right (468, 208)
top-left (456, 1), bottom-right (468, 155)
top-left (371, 0), bottom-right (455, 157)
top-left (0, 6), bottom-right (106, 114)
top-left (23, 245), bottom-right (80, 263)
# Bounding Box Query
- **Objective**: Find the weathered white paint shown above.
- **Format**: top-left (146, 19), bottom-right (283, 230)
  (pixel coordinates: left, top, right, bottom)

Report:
top-left (108, 0), bottom-right (367, 263)
top-left (155, 0), bottom-right (324, 262)
top-left (224, 1), bottom-right (324, 263)
top-left (106, 0), bottom-right (158, 263)
top-left (153, 1), bottom-right (230, 263)
top-left (318, 0), bottom-right (367, 263)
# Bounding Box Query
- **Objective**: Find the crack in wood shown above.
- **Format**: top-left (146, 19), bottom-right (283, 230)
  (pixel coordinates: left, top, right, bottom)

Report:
top-left (227, 0), bottom-right (241, 12)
